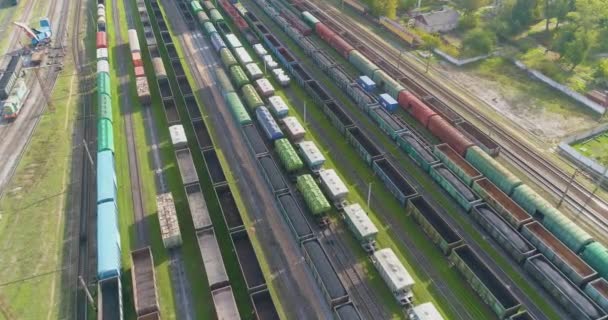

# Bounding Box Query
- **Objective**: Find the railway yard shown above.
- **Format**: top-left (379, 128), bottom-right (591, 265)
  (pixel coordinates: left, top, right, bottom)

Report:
top-left (0, 0), bottom-right (607, 319)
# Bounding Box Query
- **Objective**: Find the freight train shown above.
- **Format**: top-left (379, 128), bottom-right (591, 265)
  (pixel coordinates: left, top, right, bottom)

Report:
top-left (2, 78), bottom-right (29, 120)
top-left (296, 10), bottom-right (608, 283)
top-left (95, 4), bottom-right (124, 320)
top-left (247, 0), bottom-right (608, 318)
top-left (201, 0), bottom-right (425, 312)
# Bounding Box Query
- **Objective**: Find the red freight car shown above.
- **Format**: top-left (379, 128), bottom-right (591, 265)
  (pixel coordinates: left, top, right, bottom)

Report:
top-left (132, 52), bottom-right (143, 67)
top-left (428, 115), bottom-right (474, 156)
top-left (134, 66), bottom-right (145, 78)
top-left (315, 23), bottom-right (336, 43)
top-left (405, 97), bottom-right (437, 127)
top-left (96, 31), bottom-right (107, 48)
top-left (329, 34), bottom-right (354, 58)
top-left (397, 91), bottom-right (417, 109)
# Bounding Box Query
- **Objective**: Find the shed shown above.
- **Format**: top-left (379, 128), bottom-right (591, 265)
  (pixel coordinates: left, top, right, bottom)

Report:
top-left (298, 141), bottom-right (325, 170)
top-left (169, 125), bottom-right (187, 149)
top-left (319, 169), bottom-right (349, 202)
top-left (414, 7), bottom-right (460, 33)
top-left (282, 116), bottom-right (306, 141)
top-left (343, 203), bottom-right (378, 242)
top-left (268, 95), bottom-right (289, 118)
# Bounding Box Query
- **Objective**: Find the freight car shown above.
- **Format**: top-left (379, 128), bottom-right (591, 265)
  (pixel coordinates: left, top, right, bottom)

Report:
top-left (301, 239), bottom-right (349, 306)
top-left (472, 178), bottom-right (532, 229)
top-left (215, 184), bottom-right (245, 232)
top-left (230, 229), bottom-right (267, 293)
top-left (220, 48), bottom-right (238, 69)
top-left (373, 158), bottom-right (417, 206)
top-left (342, 203), bottom-right (378, 252)
top-left (156, 193), bottom-right (182, 248)
top-left (275, 138), bottom-right (304, 173)
top-left (130, 247), bottom-right (160, 318)
top-left (406, 196), bottom-right (464, 255)
top-left (585, 278), bottom-right (608, 313)
top-left (408, 302), bottom-right (445, 320)
top-left (251, 289), bottom-right (280, 320)
top-left (268, 95), bottom-right (289, 118)
top-left (372, 248), bottom-right (415, 306)
top-left (318, 168), bottom-right (349, 208)
top-left (297, 140), bottom-right (325, 172)
top-left (524, 254), bottom-right (607, 320)
top-left (0, 55), bottom-right (23, 99)
top-left (449, 245), bottom-right (521, 318)
top-left (185, 183), bottom-right (212, 230)
top-left (256, 106), bottom-right (284, 140)
top-left (430, 164), bottom-right (480, 211)
top-left (2, 78), bottom-right (28, 120)
top-left (196, 228), bottom-right (230, 290)
top-left (211, 286), bottom-right (241, 320)
top-left (276, 192), bottom-right (315, 242)
top-left (297, 174), bottom-right (331, 220)
top-left (281, 116), bottom-right (305, 141)
top-left (334, 302), bottom-right (362, 320)
top-left (433, 143), bottom-right (482, 187)
top-left (465, 146), bottom-right (521, 195)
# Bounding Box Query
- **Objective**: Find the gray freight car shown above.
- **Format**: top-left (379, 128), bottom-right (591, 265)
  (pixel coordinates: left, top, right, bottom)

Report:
top-left (334, 302), bottom-right (362, 320)
top-left (276, 193), bottom-right (315, 242)
top-left (471, 204), bottom-right (536, 263)
top-left (185, 183), bottom-right (212, 230)
top-left (448, 245), bottom-right (521, 318)
top-left (342, 203), bottom-right (378, 252)
top-left (97, 276), bottom-right (123, 320)
top-left (524, 254), bottom-right (606, 320)
top-left (175, 148), bottom-right (198, 185)
top-left (211, 286), bottom-right (241, 320)
top-left (196, 228), bottom-right (230, 290)
top-left (373, 158), bottom-right (417, 206)
top-left (301, 239), bottom-right (349, 307)
top-left (585, 278), bottom-right (608, 314)
top-left (406, 196), bottom-right (463, 255)
top-left (430, 164), bottom-right (481, 212)
top-left (130, 247), bottom-right (160, 318)
top-left (230, 229), bottom-right (267, 293)
top-left (251, 289), bottom-right (280, 320)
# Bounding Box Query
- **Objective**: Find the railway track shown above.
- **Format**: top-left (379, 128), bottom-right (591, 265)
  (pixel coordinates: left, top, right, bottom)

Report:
top-left (323, 224), bottom-right (389, 320)
top-left (303, 0), bottom-right (608, 237)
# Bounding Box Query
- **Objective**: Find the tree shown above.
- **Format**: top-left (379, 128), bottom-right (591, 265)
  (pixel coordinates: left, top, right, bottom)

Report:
top-left (421, 33), bottom-right (440, 72)
top-left (385, 0), bottom-right (398, 19)
top-left (553, 24), bottom-right (594, 70)
top-left (463, 29), bottom-right (497, 54)
top-left (459, 0), bottom-right (485, 12)
top-left (511, 0), bottom-right (538, 32)
top-left (595, 59), bottom-right (608, 88)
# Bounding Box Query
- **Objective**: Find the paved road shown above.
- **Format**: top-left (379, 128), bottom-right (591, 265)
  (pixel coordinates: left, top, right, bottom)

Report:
top-left (160, 0), bottom-right (333, 318)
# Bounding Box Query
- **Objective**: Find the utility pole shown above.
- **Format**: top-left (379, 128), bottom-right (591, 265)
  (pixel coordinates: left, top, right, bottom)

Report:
top-left (557, 169), bottom-right (578, 208)
top-left (79, 276), bottom-right (96, 311)
top-left (83, 138), bottom-right (95, 169)
top-left (578, 167), bottom-right (608, 216)
top-left (367, 183), bottom-right (371, 207)
top-left (303, 101), bottom-right (307, 125)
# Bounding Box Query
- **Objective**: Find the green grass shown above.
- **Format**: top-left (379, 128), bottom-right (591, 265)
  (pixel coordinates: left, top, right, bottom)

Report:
top-left (572, 133), bottom-right (608, 166)
top-left (0, 2), bottom-right (81, 319)
top-left (244, 2), bottom-right (564, 319)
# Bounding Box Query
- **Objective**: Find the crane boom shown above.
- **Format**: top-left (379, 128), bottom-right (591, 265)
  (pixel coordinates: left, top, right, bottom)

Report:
top-left (12, 22), bottom-right (37, 39)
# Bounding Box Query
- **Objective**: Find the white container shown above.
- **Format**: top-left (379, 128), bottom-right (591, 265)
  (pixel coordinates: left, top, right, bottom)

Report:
top-left (262, 55), bottom-right (278, 69)
top-left (268, 95), bottom-right (288, 117)
top-left (253, 43), bottom-right (267, 57)
top-left (152, 57), bottom-right (167, 78)
top-left (97, 60), bottom-right (110, 74)
top-left (234, 47), bottom-right (252, 65)
top-left (282, 116), bottom-right (306, 141)
top-left (245, 63), bottom-right (263, 80)
top-left (225, 33), bottom-right (242, 49)
top-left (255, 78), bottom-right (274, 97)
top-left (96, 48), bottom-right (108, 60)
top-left (318, 169), bottom-right (349, 202)
top-left (128, 29), bottom-right (141, 52)
top-left (169, 125), bottom-right (188, 148)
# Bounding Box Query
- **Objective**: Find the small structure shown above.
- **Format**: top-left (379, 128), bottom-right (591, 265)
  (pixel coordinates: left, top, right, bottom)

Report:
top-left (373, 248), bottom-right (415, 306)
top-left (157, 193), bottom-right (182, 249)
top-left (414, 7), bottom-right (460, 33)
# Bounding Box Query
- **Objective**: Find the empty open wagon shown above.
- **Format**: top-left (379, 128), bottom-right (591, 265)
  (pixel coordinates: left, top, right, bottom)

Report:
top-left (130, 247), bottom-right (160, 317)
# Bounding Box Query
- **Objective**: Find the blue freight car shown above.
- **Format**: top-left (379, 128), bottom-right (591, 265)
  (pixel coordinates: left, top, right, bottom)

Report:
top-left (97, 201), bottom-right (121, 280)
top-left (256, 106), bottom-right (283, 141)
top-left (379, 93), bottom-right (398, 112)
top-left (356, 75), bottom-right (375, 92)
top-left (97, 150), bottom-right (117, 204)
top-left (210, 32), bottom-right (226, 52)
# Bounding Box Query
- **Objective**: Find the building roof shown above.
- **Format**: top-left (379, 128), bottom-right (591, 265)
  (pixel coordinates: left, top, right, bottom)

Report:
top-left (415, 7), bottom-right (459, 27)
top-left (409, 302), bottom-right (444, 320)
top-left (319, 169), bottom-right (349, 199)
top-left (298, 141), bottom-right (325, 166)
top-left (373, 248), bottom-right (414, 291)
top-left (343, 203), bottom-right (378, 239)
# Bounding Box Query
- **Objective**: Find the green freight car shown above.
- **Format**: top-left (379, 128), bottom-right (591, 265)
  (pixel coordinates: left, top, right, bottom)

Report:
top-left (296, 174), bottom-right (331, 216)
top-left (191, 0), bottom-right (203, 13)
top-left (241, 84), bottom-right (264, 110)
top-left (275, 138), bottom-right (304, 172)
top-left (225, 92), bottom-right (251, 125)
top-left (220, 48), bottom-right (238, 68)
top-left (209, 9), bottom-right (223, 23)
top-left (348, 51), bottom-right (378, 78)
top-left (302, 11), bottom-right (320, 27)
top-left (98, 93), bottom-right (112, 123)
top-left (465, 146), bottom-right (522, 195)
top-left (97, 72), bottom-right (111, 97)
top-left (203, 22), bottom-right (217, 35)
top-left (215, 67), bottom-right (234, 93)
top-left (98, 118), bottom-right (114, 153)
top-left (372, 69), bottom-right (405, 98)
top-left (230, 65), bottom-right (249, 88)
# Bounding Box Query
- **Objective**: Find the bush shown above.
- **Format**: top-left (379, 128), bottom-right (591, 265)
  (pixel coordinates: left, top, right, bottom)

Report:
top-left (462, 29), bottom-right (496, 55)
top-left (595, 59), bottom-right (608, 89)
top-left (458, 14), bottom-right (478, 31)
